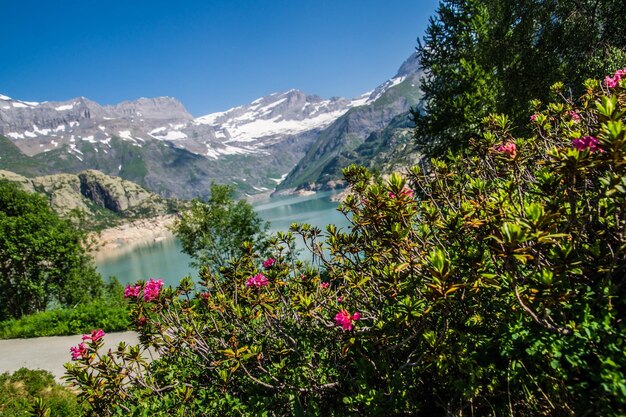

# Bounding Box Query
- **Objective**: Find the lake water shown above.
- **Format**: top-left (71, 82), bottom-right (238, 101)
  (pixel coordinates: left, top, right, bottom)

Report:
top-left (96, 191), bottom-right (350, 286)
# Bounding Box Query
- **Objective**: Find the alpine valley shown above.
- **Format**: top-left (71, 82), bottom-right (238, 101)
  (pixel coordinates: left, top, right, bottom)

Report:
top-left (0, 54), bottom-right (422, 199)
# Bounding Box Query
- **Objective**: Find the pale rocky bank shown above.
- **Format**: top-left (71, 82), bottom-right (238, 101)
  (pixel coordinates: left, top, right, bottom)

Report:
top-left (89, 214), bottom-right (178, 261)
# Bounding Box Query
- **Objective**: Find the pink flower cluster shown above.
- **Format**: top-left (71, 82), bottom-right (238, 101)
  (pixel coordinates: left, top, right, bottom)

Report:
top-left (262, 258), bottom-right (276, 269)
top-left (246, 273), bottom-right (269, 288)
top-left (70, 342), bottom-right (87, 360)
top-left (125, 279), bottom-right (164, 301)
top-left (389, 187), bottom-right (414, 199)
top-left (605, 68), bottom-right (626, 88)
top-left (530, 114), bottom-right (539, 122)
top-left (320, 282), bottom-right (330, 289)
top-left (70, 329), bottom-right (105, 360)
top-left (567, 110), bottom-right (581, 122)
top-left (334, 309), bottom-right (361, 331)
top-left (572, 136), bottom-right (601, 152)
top-left (124, 284), bottom-right (141, 298)
top-left (496, 142), bottom-right (517, 158)
top-left (143, 278), bottom-right (164, 301)
top-left (82, 329), bottom-right (105, 342)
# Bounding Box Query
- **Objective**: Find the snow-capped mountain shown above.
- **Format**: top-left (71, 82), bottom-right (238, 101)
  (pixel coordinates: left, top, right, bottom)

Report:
top-left (0, 53), bottom-right (422, 198)
top-left (196, 89), bottom-right (370, 142)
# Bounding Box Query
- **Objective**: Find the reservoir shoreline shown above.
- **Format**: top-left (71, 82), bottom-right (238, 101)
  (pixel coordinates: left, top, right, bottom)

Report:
top-left (89, 214), bottom-right (178, 262)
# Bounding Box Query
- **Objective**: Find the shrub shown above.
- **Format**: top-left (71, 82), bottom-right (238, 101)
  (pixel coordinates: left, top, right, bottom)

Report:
top-left (66, 70), bottom-right (626, 416)
top-left (0, 368), bottom-right (83, 417)
top-left (0, 279), bottom-right (129, 339)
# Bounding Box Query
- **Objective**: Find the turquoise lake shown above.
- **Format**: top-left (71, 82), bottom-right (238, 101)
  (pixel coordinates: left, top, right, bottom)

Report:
top-left (96, 191), bottom-right (350, 286)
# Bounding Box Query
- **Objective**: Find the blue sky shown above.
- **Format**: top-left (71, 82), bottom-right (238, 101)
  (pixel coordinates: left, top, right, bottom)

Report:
top-left (0, 1), bottom-right (438, 116)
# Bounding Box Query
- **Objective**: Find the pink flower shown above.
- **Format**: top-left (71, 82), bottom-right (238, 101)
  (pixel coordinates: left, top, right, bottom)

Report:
top-left (137, 316), bottom-right (147, 326)
top-left (334, 309), bottom-right (361, 331)
top-left (530, 114), bottom-right (538, 122)
top-left (567, 110), bottom-right (581, 122)
top-left (262, 258), bottom-right (276, 269)
top-left (337, 296), bottom-right (343, 303)
top-left (605, 76), bottom-right (618, 88)
top-left (201, 292), bottom-right (210, 300)
top-left (246, 273), bottom-right (269, 288)
top-left (572, 136), bottom-right (601, 152)
top-left (124, 284), bottom-right (141, 298)
top-left (143, 278), bottom-right (164, 302)
top-left (82, 329), bottom-right (105, 343)
top-left (70, 342), bottom-right (88, 360)
top-left (320, 282), bottom-right (330, 289)
top-left (496, 142), bottom-right (517, 158)
top-left (605, 68), bottom-right (626, 88)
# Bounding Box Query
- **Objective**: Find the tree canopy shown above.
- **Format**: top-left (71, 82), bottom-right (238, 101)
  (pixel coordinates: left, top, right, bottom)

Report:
top-left (414, 0), bottom-right (626, 156)
top-left (0, 181), bottom-right (103, 320)
top-left (173, 183), bottom-right (269, 272)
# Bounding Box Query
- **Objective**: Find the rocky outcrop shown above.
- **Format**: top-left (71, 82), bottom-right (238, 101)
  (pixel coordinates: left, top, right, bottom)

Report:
top-left (78, 169), bottom-right (154, 213)
top-left (32, 173), bottom-right (89, 214)
top-left (0, 169), bottom-right (178, 227)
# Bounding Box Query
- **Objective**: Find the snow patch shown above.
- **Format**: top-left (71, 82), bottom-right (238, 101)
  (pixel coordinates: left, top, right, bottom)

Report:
top-left (150, 127), bottom-right (167, 134)
top-left (156, 130), bottom-right (187, 140)
top-left (69, 143), bottom-right (84, 155)
top-left (33, 125), bottom-right (51, 135)
top-left (269, 173), bottom-right (289, 184)
top-left (55, 103), bottom-right (74, 111)
top-left (0, 94), bottom-right (12, 100)
top-left (6, 132), bottom-right (24, 139)
top-left (118, 130), bottom-right (134, 141)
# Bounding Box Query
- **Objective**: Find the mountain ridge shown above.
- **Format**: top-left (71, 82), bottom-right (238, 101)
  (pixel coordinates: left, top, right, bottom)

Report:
top-left (0, 53), bottom-right (423, 198)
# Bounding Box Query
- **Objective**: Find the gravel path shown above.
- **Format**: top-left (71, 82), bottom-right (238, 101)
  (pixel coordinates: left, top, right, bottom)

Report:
top-left (0, 331), bottom-right (141, 382)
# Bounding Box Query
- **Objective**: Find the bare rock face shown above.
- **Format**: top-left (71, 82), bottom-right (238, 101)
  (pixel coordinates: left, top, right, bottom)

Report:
top-left (0, 168), bottom-right (175, 226)
top-left (0, 169), bottom-right (35, 192)
top-left (32, 173), bottom-right (89, 214)
top-left (78, 169), bottom-right (154, 213)
top-left (106, 97), bottom-right (193, 121)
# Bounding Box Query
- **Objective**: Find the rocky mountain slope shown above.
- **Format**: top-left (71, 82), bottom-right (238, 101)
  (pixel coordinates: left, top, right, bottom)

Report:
top-left (0, 169), bottom-right (179, 230)
top-left (0, 53), bottom-right (423, 198)
top-left (0, 90), bottom-right (368, 198)
top-left (275, 53), bottom-right (423, 193)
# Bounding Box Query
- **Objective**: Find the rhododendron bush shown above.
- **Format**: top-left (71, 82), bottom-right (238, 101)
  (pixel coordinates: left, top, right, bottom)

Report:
top-left (65, 72), bottom-right (626, 416)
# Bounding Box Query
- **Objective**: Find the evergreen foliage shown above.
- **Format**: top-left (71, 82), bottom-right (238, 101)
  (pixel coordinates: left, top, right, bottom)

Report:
top-left (414, 0), bottom-right (626, 156)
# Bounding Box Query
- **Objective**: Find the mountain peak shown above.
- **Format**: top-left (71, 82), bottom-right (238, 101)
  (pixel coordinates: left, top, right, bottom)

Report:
top-left (395, 52), bottom-right (420, 78)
